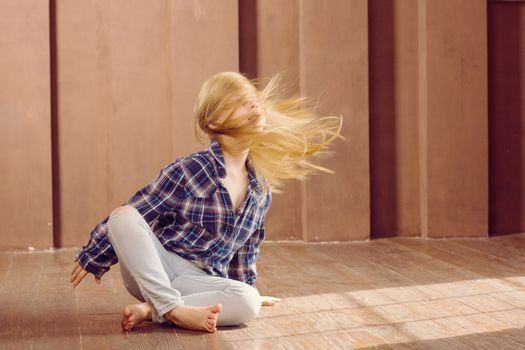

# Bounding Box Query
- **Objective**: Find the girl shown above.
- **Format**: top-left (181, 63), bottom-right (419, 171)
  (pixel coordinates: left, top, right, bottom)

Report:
top-left (70, 71), bottom-right (342, 333)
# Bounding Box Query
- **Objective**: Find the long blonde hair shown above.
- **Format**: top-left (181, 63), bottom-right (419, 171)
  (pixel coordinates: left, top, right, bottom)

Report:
top-left (194, 71), bottom-right (343, 194)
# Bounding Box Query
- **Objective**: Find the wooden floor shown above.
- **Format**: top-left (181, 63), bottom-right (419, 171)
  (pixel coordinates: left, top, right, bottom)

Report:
top-left (2, 234), bottom-right (525, 349)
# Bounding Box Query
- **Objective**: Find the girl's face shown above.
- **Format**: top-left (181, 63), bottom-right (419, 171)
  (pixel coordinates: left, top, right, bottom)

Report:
top-left (232, 95), bottom-right (265, 130)
top-left (214, 93), bottom-right (266, 132)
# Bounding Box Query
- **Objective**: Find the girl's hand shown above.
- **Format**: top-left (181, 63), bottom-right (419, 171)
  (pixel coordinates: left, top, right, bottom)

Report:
top-left (71, 259), bottom-right (101, 287)
top-left (261, 296), bottom-right (281, 306)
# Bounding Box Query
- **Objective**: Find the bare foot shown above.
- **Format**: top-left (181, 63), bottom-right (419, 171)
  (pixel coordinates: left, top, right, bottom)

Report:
top-left (121, 302), bottom-right (152, 331)
top-left (165, 304), bottom-right (222, 333)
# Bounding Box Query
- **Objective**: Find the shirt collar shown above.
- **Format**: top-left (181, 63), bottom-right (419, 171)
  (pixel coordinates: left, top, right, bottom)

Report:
top-left (208, 139), bottom-right (262, 195)
top-left (209, 139), bottom-right (227, 179)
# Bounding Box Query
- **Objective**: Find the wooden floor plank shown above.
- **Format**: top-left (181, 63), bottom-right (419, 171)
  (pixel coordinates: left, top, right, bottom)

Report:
top-left (0, 253), bottom-right (45, 349)
top-left (2, 233), bottom-right (525, 348)
top-left (0, 252), bottom-right (13, 292)
top-left (33, 251), bottom-right (80, 350)
top-left (73, 250), bottom-right (132, 349)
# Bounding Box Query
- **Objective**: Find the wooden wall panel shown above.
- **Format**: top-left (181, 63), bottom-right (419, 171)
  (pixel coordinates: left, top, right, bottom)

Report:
top-left (0, 0), bottom-right (53, 249)
top-left (369, 0), bottom-right (420, 238)
top-left (58, 1), bottom-right (172, 247)
top-left (1, 1), bottom-right (512, 249)
top-left (239, 0), bottom-right (304, 241)
top-left (419, 0), bottom-right (488, 238)
top-left (488, 3), bottom-right (525, 235)
top-left (300, 0), bottom-right (370, 241)
top-left (170, 0), bottom-right (239, 158)
top-left (58, 0), bottom-right (238, 247)
top-left (56, 1), bottom-right (112, 247)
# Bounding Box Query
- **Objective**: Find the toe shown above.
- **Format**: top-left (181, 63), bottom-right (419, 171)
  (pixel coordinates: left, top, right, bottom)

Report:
top-left (210, 304), bottom-right (222, 313)
top-left (123, 306), bottom-right (132, 317)
top-left (208, 320), bottom-right (217, 330)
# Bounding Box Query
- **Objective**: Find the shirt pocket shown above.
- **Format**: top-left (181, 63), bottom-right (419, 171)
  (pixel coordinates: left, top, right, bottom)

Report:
top-left (180, 195), bottom-right (220, 235)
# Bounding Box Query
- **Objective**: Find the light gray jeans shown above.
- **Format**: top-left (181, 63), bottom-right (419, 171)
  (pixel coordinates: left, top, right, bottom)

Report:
top-left (106, 205), bottom-right (262, 326)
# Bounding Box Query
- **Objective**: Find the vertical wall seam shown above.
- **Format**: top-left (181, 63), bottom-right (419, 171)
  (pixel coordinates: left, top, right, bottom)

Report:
top-left (49, 0), bottom-right (61, 248)
top-left (106, 1), bottom-right (114, 209)
top-left (167, 0), bottom-right (174, 159)
top-left (366, 0), bottom-right (373, 240)
top-left (418, 0), bottom-right (428, 238)
top-left (483, 3), bottom-right (490, 237)
top-left (237, 0), bottom-right (241, 74)
top-left (298, 0), bottom-right (308, 241)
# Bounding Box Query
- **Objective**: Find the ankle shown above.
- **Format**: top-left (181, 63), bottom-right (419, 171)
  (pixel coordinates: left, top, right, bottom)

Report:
top-left (165, 304), bottom-right (186, 322)
top-left (144, 304), bottom-right (153, 319)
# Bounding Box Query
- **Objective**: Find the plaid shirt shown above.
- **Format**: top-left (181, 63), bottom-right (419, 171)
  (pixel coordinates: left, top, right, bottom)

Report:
top-left (76, 139), bottom-right (272, 287)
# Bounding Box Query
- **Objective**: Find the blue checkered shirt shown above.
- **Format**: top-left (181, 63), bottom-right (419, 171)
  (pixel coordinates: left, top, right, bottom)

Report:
top-left (76, 139), bottom-right (272, 287)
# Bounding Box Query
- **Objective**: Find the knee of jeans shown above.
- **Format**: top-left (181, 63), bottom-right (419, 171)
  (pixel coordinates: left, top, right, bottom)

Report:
top-left (110, 205), bottom-right (137, 220)
top-left (228, 283), bottom-right (262, 324)
top-left (107, 205), bottom-right (138, 240)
